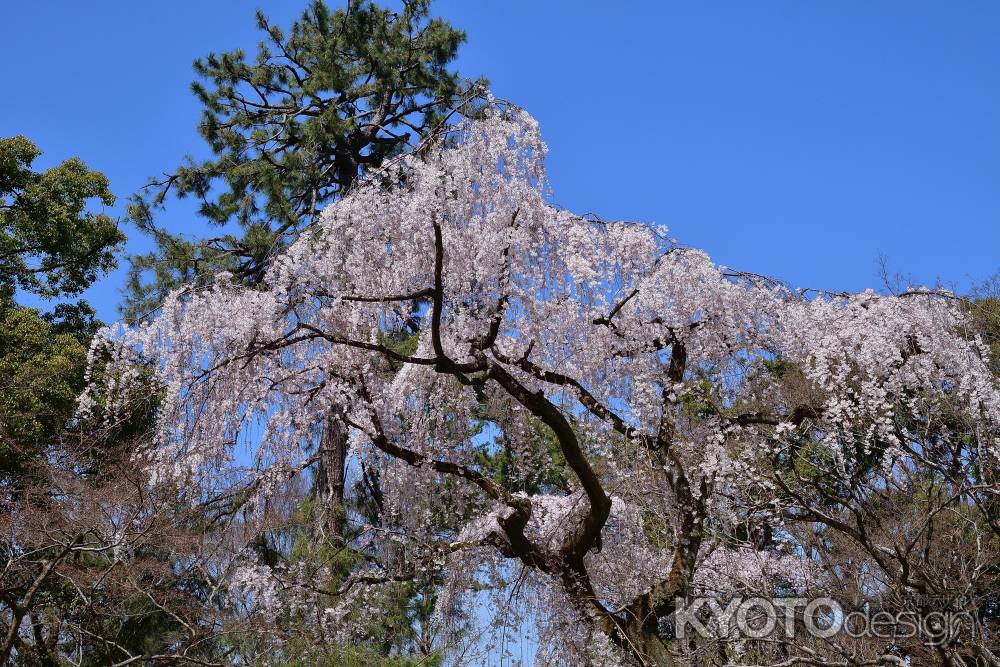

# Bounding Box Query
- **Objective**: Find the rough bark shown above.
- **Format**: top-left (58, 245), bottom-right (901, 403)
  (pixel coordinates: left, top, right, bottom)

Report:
top-left (313, 411), bottom-right (348, 542)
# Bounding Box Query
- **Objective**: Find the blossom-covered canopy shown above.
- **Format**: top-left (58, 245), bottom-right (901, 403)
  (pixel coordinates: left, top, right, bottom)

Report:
top-left (85, 100), bottom-right (1000, 665)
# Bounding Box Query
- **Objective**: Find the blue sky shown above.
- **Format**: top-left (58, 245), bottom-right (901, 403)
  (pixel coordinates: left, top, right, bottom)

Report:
top-left (4, 1), bottom-right (998, 323)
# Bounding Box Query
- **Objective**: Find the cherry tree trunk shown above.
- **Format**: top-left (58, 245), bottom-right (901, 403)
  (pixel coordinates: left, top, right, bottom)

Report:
top-left (313, 412), bottom-right (348, 541)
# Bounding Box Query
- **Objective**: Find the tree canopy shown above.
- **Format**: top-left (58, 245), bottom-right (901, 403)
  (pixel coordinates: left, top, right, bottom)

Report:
top-left (0, 134), bottom-right (121, 479)
top-left (89, 101), bottom-right (1000, 665)
top-left (0, 135), bottom-right (122, 299)
top-left (125, 0), bottom-right (480, 320)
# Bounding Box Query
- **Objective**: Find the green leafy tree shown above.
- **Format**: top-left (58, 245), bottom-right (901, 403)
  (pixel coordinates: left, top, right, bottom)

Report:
top-left (967, 278), bottom-right (1000, 374)
top-left (0, 297), bottom-right (96, 480)
top-left (0, 135), bottom-right (122, 477)
top-left (0, 135), bottom-right (122, 300)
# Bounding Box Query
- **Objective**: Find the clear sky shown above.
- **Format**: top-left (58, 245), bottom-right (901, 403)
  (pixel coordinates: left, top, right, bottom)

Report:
top-left (4, 1), bottom-right (998, 323)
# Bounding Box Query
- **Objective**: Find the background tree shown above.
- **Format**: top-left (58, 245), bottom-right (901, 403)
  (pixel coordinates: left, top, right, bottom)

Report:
top-left (0, 135), bottom-right (122, 301)
top-left (125, 0), bottom-right (480, 318)
top-left (0, 134), bottom-right (123, 478)
top-left (967, 275), bottom-right (1000, 375)
top-left (0, 137), bottom-right (223, 666)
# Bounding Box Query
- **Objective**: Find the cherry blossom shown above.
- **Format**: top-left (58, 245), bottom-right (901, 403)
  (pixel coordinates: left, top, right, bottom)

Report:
top-left (84, 98), bottom-right (1000, 665)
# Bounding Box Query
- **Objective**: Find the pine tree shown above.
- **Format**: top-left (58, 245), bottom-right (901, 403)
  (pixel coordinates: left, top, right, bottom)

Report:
top-left (125, 0), bottom-right (481, 319)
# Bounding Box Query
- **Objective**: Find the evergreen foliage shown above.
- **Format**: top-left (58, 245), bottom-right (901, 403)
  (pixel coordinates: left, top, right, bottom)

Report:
top-left (125, 0), bottom-right (480, 320)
